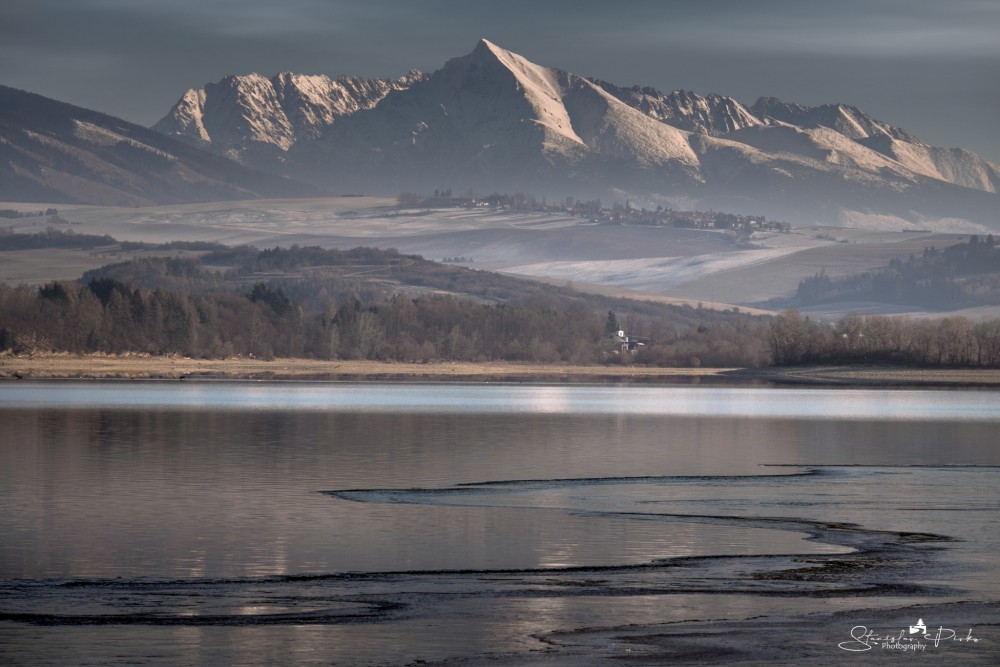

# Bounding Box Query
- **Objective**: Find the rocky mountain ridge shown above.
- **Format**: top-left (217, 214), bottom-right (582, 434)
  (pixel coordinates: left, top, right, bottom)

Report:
top-left (148, 40), bottom-right (1000, 228)
top-left (5, 39), bottom-right (997, 227)
top-left (153, 70), bottom-right (426, 167)
top-left (0, 84), bottom-right (319, 206)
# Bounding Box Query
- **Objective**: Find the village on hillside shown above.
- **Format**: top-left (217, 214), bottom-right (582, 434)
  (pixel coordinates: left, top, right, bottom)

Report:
top-left (396, 189), bottom-right (791, 235)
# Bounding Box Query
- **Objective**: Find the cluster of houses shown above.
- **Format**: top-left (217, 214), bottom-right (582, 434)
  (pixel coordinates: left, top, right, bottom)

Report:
top-left (573, 203), bottom-right (789, 232)
top-left (398, 190), bottom-right (789, 233)
top-left (611, 328), bottom-right (648, 354)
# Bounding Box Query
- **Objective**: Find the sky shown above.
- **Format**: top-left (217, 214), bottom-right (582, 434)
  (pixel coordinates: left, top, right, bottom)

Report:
top-left (3, 0), bottom-right (999, 162)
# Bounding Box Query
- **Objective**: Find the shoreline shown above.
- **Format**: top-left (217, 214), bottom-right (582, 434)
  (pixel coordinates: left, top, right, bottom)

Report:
top-left (733, 365), bottom-right (1000, 388)
top-left (0, 353), bottom-right (735, 382)
top-left (2, 354), bottom-right (999, 386)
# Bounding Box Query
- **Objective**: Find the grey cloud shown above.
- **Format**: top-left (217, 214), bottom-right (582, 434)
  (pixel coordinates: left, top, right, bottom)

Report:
top-left (1, 0), bottom-right (997, 162)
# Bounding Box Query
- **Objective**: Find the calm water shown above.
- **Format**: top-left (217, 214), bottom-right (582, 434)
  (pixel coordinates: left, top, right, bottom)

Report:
top-left (1, 381), bottom-right (998, 665)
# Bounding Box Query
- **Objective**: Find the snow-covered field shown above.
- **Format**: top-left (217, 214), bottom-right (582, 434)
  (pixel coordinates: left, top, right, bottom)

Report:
top-left (1, 197), bottom-right (975, 316)
top-left (503, 247), bottom-right (805, 292)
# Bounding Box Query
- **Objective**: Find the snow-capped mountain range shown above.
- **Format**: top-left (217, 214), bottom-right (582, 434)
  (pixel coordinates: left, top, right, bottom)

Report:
top-left (5, 38), bottom-right (993, 226)
top-left (154, 39), bottom-right (999, 227)
top-left (153, 70), bottom-right (425, 166)
top-left (0, 84), bottom-right (318, 206)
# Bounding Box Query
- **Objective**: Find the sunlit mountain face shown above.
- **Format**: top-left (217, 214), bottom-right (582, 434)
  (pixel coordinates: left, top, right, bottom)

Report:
top-left (152, 39), bottom-right (1000, 229)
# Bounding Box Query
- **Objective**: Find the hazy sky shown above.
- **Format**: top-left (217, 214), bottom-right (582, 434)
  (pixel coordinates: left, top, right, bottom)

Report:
top-left (3, 0), bottom-right (998, 162)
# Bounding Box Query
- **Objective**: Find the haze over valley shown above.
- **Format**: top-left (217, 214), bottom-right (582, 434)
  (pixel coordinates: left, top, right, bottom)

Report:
top-left (3, 197), bottom-right (991, 321)
top-left (0, 31), bottom-right (998, 325)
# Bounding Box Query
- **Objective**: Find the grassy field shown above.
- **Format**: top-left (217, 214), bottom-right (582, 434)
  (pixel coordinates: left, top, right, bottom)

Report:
top-left (3, 353), bottom-right (998, 386)
top-left (0, 353), bottom-right (735, 381)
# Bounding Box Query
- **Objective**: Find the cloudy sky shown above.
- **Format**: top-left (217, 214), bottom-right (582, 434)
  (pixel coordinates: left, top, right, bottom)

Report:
top-left (3, 0), bottom-right (998, 161)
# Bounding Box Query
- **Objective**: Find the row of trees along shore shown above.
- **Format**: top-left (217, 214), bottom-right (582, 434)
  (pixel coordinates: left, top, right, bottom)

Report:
top-left (2, 278), bottom-right (1000, 368)
top-left (0, 232), bottom-right (998, 368)
top-left (0, 277), bottom-right (769, 367)
top-left (769, 310), bottom-right (1000, 367)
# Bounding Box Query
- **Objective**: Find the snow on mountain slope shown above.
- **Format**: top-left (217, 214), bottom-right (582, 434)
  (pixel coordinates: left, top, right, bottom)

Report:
top-left (299, 39), bottom-right (707, 193)
top-left (0, 84), bottom-right (319, 206)
top-left (858, 136), bottom-right (1000, 193)
top-left (272, 70), bottom-right (425, 140)
top-left (166, 88), bottom-right (210, 143)
top-left (153, 70), bottom-right (424, 169)
top-left (295, 39), bottom-right (581, 192)
top-left (726, 123), bottom-right (917, 181)
top-left (473, 39), bottom-right (585, 150)
top-left (747, 97), bottom-right (1000, 194)
top-left (750, 97), bottom-right (919, 143)
top-left (593, 82), bottom-right (762, 136)
top-left (206, 73), bottom-right (295, 151)
top-left (470, 40), bottom-right (701, 171)
top-left (145, 39), bottom-right (998, 227)
top-left (563, 77), bottom-right (702, 170)
top-left (921, 147), bottom-right (1000, 193)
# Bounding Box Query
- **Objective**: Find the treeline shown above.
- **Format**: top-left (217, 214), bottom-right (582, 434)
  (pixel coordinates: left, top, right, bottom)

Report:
top-left (4, 241), bottom-right (999, 368)
top-left (4, 278), bottom-right (1000, 368)
top-left (83, 244), bottom-right (757, 329)
top-left (0, 226), bottom-right (231, 252)
top-left (0, 279), bottom-right (598, 361)
top-left (769, 310), bottom-right (1000, 367)
top-left (0, 278), bottom-right (769, 365)
top-left (0, 244), bottom-right (774, 365)
top-left (0, 208), bottom-right (57, 219)
top-left (793, 235), bottom-right (1000, 309)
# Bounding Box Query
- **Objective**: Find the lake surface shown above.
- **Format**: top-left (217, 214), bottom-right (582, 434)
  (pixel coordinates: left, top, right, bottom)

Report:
top-left (1, 381), bottom-right (998, 665)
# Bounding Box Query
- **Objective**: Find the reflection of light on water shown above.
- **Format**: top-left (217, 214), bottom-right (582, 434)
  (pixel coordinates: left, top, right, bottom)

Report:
top-left (501, 594), bottom-right (581, 654)
top-left (6, 383), bottom-right (999, 421)
top-left (522, 386), bottom-right (575, 413)
top-left (177, 549), bottom-right (206, 578)
top-left (236, 604), bottom-right (289, 616)
top-left (537, 539), bottom-right (582, 568)
top-left (245, 537), bottom-right (289, 578)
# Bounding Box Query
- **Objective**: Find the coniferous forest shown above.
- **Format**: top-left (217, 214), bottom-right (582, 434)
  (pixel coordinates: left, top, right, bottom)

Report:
top-left (792, 235), bottom-right (1000, 309)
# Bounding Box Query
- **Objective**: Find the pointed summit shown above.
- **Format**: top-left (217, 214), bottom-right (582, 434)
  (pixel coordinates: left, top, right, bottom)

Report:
top-left (473, 37), bottom-right (502, 55)
top-left (439, 39), bottom-right (586, 148)
top-left (458, 38), bottom-right (514, 69)
top-left (144, 40), bottom-right (1000, 225)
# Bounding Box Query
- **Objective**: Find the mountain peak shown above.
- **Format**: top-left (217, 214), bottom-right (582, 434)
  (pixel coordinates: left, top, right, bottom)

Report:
top-left (475, 37), bottom-right (501, 53)
top-left (143, 41), bottom-right (998, 223)
top-left (447, 38), bottom-right (585, 148)
top-left (465, 38), bottom-right (527, 69)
